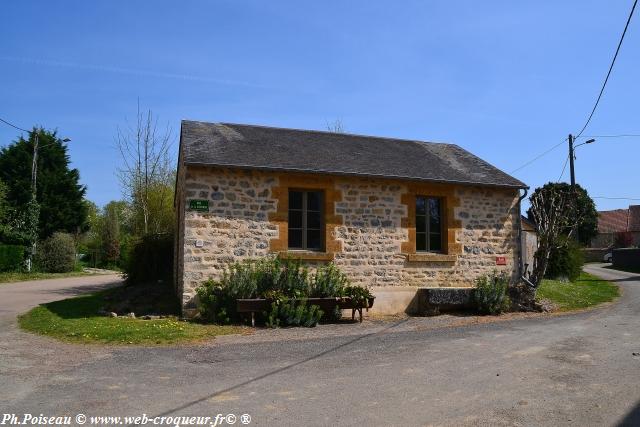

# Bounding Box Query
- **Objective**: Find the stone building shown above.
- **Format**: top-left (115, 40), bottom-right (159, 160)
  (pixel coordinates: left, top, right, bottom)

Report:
top-left (174, 121), bottom-right (528, 316)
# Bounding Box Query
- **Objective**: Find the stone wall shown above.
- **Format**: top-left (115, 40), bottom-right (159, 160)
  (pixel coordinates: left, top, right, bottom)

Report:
top-left (178, 166), bottom-right (521, 315)
top-left (180, 167), bottom-right (280, 312)
top-left (331, 183), bottom-right (519, 287)
top-left (521, 230), bottom-right (538, 276)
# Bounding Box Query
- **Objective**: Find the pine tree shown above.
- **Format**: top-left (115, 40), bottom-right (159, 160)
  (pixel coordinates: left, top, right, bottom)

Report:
top-left (0, 128), bottom-right (88, 239)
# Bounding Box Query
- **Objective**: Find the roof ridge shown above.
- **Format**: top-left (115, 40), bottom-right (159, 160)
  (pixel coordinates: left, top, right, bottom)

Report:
top-left (213, 121), bottom-right (456, 148)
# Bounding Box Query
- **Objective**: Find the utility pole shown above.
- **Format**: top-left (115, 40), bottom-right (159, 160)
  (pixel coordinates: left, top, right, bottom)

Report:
top-left (26, 131), bottom-right (40, 272)
top-left (568, 134), bottom-right (579, 243)
top-left (566, 135), bottom-right (596, 245)
top-left (31, 132), bottom-right (39, 197)
top-left (568, 134), bottom-right (576, 190)
top-left (25, 132), bottom-right (71, 272)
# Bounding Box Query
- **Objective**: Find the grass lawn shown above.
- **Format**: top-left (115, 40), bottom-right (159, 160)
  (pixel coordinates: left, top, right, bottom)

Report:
top-left (18, 288), bottom-right (243, 345)
top-left (536, 271), bottom-right (620, 311)
top-left (0, 270), bottom-right (95, 284)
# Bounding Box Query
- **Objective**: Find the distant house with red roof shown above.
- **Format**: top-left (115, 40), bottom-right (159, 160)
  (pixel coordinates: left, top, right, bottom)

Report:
top-left (591, 205), bottom-right (640, 248)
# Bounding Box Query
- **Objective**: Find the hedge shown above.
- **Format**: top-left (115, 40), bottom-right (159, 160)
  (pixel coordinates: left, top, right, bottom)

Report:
top-left (0, 244), bottom-right (24, 272)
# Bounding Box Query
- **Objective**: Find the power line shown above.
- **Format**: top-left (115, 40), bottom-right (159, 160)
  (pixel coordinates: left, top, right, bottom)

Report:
top-left (557, 154), bottom-right (570, 182)
top-left (579, 134), bottom-right (640, 138)
top-left (510, 139), bottom-right (566, 174)
top-left (575, 0), bottom-right (638, 139)
top-left (0, 117), bottom-right (29, 133)
top-left (593, 196), bottom-right (640, 201)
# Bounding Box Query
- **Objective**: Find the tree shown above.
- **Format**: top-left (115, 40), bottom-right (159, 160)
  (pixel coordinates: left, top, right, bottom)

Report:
top-left (101, 202), bottom-right (121, 265)
top-left (528, 185), bottom-right (575, 288)
top-left (513, 183), bottom-right (593, 309)
top-left (521, 183), bottom-right (597, 291)
top-left (78, 199), bottom-right (134, 268)
top-left (0, 179), bottom-right (13, 242)
top-left (78, 200), bottom-right (102, 267)
top-left (0, 189), bottom-right (39, 247)
top-left (0, 129), bottom-right (88, 239)
top-left (526, 183), bottom-right (598, 246)
top-left (115, 105), bottom-right (175, 235)
top-left (0, 179), bottom-right (7, 226)
top-left (326, 119), bottom-right (345, 133)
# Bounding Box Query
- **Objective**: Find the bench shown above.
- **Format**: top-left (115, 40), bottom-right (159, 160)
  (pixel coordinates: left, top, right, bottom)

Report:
top-left (237, 297), bottom-right (375, 326)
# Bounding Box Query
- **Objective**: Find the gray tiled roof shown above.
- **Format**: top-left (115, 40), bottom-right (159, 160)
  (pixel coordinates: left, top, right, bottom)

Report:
top-left (180, 120), bottom-right (527, 189)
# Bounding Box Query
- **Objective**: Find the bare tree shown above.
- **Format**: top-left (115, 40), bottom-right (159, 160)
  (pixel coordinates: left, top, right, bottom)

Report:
top-left (512, 185), bottom-right (585, 311)
top-left (116, 103), bottom-right (174, 235)
top-left (528, 187), bottom-right (574, 288)
top-left (326, 119), bottom-right (345, 133)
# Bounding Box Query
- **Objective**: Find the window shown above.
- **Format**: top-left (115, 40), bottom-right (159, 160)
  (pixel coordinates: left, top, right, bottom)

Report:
top-left (416, 196), bottom-right (443, 252)
top-left (288, 190), bottom-right (323, 251)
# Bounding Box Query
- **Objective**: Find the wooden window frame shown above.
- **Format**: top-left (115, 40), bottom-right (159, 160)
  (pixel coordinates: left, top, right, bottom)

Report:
top-left (415, 195), bottom-right (444, 253)
top-left (288, 189), bottom-right (325, 251)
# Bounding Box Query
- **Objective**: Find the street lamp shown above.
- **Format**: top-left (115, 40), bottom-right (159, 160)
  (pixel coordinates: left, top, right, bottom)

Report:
top-left (567, 134), bottom-right (596, 242)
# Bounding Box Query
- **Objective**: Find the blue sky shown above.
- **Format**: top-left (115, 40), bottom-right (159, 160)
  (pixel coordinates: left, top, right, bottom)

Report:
top-left (1, 1), bottom-right (638, 210)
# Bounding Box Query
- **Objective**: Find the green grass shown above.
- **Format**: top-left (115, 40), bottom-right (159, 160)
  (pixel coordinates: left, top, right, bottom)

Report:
top-left (0, 270), bottom-right (95, 284)
top-left (18, 288), bottom-right (243, 345)
top-left (536, 272), bottom-right (620, 311)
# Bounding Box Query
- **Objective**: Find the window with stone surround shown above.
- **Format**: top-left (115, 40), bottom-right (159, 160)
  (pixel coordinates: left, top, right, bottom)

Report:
top-left (416, 196), bottom-right (443, 252)
top-left (288, 190), bottom-right (324, 251)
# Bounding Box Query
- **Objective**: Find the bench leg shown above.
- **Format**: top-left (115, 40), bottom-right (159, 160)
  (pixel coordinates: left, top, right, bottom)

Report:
top-left (351, 309), bottom-right (356, 321)
top-left (358, 308), bottom-right (363, 323)
top-left (425, 305), bottom-right (440, 316)
top-left (251, 312), bottom-right (255, 327)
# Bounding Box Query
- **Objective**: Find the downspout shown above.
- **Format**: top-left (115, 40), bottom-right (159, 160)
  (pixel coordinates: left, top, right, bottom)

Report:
top-left (517, 188), bottom-right (535, 288)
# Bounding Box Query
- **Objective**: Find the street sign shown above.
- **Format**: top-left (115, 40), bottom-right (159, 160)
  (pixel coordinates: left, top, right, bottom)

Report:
top-left (189, 199), bottom-right (209, 211)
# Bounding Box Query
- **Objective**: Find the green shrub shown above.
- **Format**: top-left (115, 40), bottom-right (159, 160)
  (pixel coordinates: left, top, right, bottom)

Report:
top-left (123, 234), bottom-right (173, 286)
top-left (544, 239), bottom-right (584, 282)
top-left (264, 299), bottom-right (323, 328)
top-left (35, 233), bottom-right (76, 273)
top-left (196, 256), bottom-right (304, 324)
top-left (344, 285), bottom-right (374, 306)
top-left (270, 256), bottom-right (310, 298)
top-left (0, 244), bottom-right (24, 272)
top-left (311, 263), bottom-right (350, 297)
top-left (196, 279), bottom-right (233, 324)
top-left (196, 256), bottom-right (351, 325)
top-left (474, 272), bottom-right (510, 315)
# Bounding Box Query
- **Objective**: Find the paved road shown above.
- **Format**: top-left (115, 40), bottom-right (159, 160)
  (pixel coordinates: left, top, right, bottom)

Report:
top-left (1, 265), bottom-right (639, 426)
top-left (0, 274), bottom-right (122, 319)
